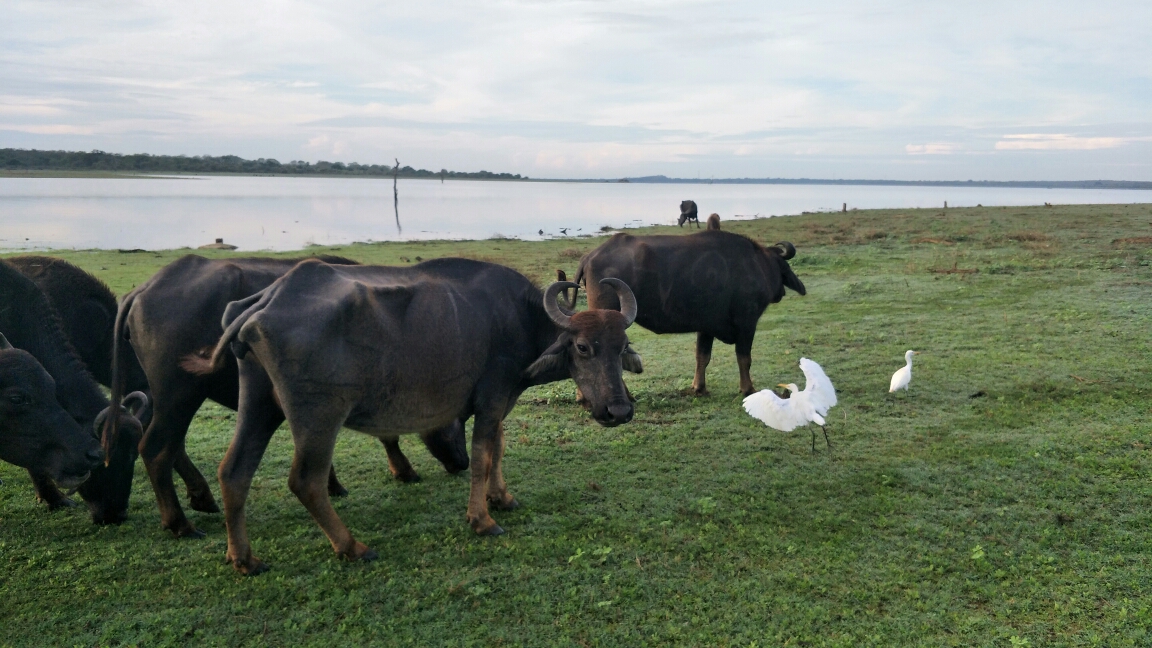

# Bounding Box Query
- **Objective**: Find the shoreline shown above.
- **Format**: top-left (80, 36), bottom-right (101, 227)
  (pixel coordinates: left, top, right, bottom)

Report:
top-left (3, 203), bottom-right (1151, 256)
top-left (3, 169), bottom-right (1151, 190)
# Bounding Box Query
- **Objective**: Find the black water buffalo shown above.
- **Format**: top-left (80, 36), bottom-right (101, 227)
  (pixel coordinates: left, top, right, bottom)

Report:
top-left (107, 254), bottom-right (468, 539)
top-left (182, 258), bottom-right (642, 574)
top-left (575, 230), bottom-right (805, 396)
top-left (678, 200), bottom-right (699, 228)
top-left (7, 256), bottom-right (149, 391)
top-left (0, 260), bottom-right (146, 523)
top-left (0, 333), bottom-right (104, 486)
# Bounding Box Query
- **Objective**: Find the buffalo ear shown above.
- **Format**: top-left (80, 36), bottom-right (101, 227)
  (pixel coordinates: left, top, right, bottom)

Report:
top-left (524, 338), bottom-right (569, 380)
top-left (622, 345), bottom-right (644, 374)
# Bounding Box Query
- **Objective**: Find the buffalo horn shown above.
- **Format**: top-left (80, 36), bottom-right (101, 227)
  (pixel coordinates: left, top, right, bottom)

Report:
top-left (543, 281), bottom-right (579, 329)
top-left (773, 241), bottom-right (797, 260)
top-left (93, 407), bottom-right (109, 436)
top-left (0, 333), bottom-right (11, 350)
top-left (122, 391), bottom-right (150, 419)
top-left (599, 278), bottom-right (637, 327)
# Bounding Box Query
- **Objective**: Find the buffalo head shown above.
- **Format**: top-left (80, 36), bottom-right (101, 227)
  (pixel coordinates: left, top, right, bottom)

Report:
top-left (526, 279), bottom-right (641, 427)
top-left (84, 391), bottom-right (148, 524)
top-left (0, 335), bottom-right (103, 487)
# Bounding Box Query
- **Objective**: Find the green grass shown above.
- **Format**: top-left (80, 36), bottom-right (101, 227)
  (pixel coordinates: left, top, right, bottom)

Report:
top-left (2, 204), bottom-right (1152, 646)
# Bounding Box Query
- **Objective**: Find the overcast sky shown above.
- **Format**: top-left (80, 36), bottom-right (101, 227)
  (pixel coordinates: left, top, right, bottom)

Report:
top-left (3, 0), bottom-right (1150, 180)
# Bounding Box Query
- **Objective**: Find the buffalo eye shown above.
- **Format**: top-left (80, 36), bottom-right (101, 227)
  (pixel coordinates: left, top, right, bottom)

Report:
top-left (6, 392), bottom-right (31, 407)
top-left (575, 342), bottom-right (591, 357)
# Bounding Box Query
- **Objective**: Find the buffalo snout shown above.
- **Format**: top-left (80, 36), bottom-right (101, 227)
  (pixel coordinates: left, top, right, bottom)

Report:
top-left (594, 401), bottom-right (634, 427)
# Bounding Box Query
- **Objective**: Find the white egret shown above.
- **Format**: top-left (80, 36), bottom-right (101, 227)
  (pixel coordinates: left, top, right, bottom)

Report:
top-left (889, 350), bottom-right (920, 393)
top-left (743, 358), bottom-right (838, 452)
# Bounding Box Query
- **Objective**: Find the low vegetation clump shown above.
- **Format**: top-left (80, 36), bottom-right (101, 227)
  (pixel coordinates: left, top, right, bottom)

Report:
top-left (1, 203), bottom-right (1151, 646)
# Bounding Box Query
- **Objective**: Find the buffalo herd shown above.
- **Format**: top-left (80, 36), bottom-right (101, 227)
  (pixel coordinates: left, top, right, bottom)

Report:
top-left (0, 210), bottom-right (804, 574)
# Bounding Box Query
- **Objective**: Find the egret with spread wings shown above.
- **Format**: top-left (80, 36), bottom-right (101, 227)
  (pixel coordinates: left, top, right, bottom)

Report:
top-left (743, 358), bottom-right (838, 452)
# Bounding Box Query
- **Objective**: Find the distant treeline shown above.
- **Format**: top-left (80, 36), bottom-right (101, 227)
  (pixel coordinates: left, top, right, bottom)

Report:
top-left (610, 175), bottom-right (1152, 190)
top-left (0, 148), bottom-right (527, 180)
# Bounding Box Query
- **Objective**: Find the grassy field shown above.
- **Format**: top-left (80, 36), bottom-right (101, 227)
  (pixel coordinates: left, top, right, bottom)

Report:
top-left (1, 204), bottom-right (1151, 646)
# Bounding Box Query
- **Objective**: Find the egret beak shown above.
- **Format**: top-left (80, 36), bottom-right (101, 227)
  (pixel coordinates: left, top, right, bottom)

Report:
top-left (913, 351), bottom-right (921, 355)
top-left (776, 383), bottom-right (790, 390)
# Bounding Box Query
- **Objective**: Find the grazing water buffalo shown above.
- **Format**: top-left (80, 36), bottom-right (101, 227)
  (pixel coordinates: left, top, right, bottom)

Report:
top-left (0, 333), bottom-right (104, 486)
top-left (106, 254), bottom-right (468, 539)
top-left (182, 258), bottom-right (642, 574)
top-left (0, 260), bottom-right (146, 523)
top-left (575, 230), bottom-right (805, 396)
top-left (678, 200), bottom-right (700, 228)
top-left (7, 256), bottom-right (149, 391)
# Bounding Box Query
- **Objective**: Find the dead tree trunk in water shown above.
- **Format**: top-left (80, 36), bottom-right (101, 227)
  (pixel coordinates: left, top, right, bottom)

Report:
top-left (393, 158), bottom-right (402, 235)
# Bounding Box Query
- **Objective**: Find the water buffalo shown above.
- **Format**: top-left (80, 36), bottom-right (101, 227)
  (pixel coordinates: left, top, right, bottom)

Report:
top-left (574, 230), bottom-right (805, 396)
top-left (182, 258), bottom-right (642, 574)
top-left (107, 254), bottom-right (468, 539)
top-left (6, 256), bottom-right (149, 390)
top-left (678, 200), bottom-right (700, 228)
top-left (0, 260), bottom-right (146, 523)
top-left (707, 213), bottom-right (721, 230)
top-left (0, 333), bottom-right (104, 486)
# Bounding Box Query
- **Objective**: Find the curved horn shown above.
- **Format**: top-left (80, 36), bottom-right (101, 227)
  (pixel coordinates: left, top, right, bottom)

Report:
top-left (773, 241), bottom-right (796, 260)
top-left (543, 281), bottom-right (578, 329)
top-left (0, 332), bottom-right (11, 350)
top-left (122, 391), bottom-right (150, 419)
top-left (598, 278), bottom-right (637, 327)
top-left (94, 407), bottom-right (109, 436)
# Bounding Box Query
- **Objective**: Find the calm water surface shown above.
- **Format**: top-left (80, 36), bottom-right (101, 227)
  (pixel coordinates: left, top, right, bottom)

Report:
top-left (2, 176), bottom-right (1150, 251)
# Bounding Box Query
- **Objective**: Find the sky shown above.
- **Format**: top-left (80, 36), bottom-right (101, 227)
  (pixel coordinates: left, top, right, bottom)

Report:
top-left (2, 0), bottom-right (1151, 180)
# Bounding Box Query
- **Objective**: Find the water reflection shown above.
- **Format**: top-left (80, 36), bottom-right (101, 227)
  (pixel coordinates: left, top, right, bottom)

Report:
top-left (1, 175), bottom-right (1149, 251)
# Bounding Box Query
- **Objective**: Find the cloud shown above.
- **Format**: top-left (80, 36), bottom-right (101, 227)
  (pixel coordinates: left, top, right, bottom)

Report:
top-left (994, 134), bottom-right (1136, 150)
top-left (906, 143), bottom-right (961, 155)
top-left (1, 0), bottom-right (1150, 179)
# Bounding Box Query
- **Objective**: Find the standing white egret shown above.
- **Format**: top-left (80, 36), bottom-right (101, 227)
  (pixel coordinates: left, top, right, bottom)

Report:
top-left (743, 358), bottom-right (838, 452)
top-left (889, 350), bottom-right (920, 393)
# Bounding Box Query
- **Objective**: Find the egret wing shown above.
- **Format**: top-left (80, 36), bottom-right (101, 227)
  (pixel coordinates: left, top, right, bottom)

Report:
top-left (889, 366), bottom-right (910, 392)
top-left (743, 389), bottom-right (808, 432)
top-left (799, 358), bottom-right (837, 414)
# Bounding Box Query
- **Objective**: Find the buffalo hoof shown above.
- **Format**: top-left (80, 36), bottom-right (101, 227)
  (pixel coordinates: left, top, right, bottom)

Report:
top-left (228, 554), bottom-right (270, 576)
top-left (690, 387), bottom-right (710, 397)
top-left (490, 497), bottom-right (520, 512)
top-left (328, 482), bottom-right (351, 497)
top-left (42, 497), bottom-right (78, 511)
top-left (170, 524), bottom-right (207, 540)
top-left (339, 544), bottom-right (378, 562)
top-left (480, 524), bottom-right (505, 536)
top-left (189, 498), bottom-right (221, 514)
top-left (394, 472), bottom-right (422, 484)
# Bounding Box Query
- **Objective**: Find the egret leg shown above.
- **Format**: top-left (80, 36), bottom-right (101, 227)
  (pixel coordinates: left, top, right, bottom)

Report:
top-left (821, 425), bottom-right (832, 452)
top-left (810, 429), bottom-right (817, 454)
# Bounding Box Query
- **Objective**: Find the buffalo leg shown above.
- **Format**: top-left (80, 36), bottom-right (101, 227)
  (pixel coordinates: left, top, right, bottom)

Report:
top-left (173, 450), bottom-right (219, 513)
top-left (692, 332), bottom-right (714, 395)
top-left (380, 436), bottom-right (421, 483)
top-left (735, 331), bottom-right (756, 396)
top-left (421, 420), bottom-right (469, 474)
top-left (467, 412), bottom-right (513, 535)
top-left (28, 470), bottom-right (76, 510)
top-left (219, 361), bottom-right (284, 575)
top-left (140, 396), bottom-right (211, 538)
top-left (327, 466), bottom-right (349, 496)
top-left (285, 413), bottom-right (376, 564)
top-left (485, 421), bottom-right (518, 512)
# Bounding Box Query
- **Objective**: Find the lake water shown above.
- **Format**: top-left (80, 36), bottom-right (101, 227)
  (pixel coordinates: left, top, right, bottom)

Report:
top-left (2, 175), bottom-right (1150, 251)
